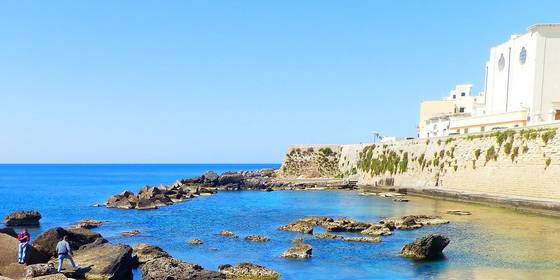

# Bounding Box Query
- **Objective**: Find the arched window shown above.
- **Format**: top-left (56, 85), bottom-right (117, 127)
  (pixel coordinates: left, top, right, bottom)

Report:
top-left (520, 47), bottom-right (527, 64)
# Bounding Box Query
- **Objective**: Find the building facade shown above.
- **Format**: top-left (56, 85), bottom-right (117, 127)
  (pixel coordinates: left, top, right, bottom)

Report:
top-left (419, 24), bottom-right (560, 138)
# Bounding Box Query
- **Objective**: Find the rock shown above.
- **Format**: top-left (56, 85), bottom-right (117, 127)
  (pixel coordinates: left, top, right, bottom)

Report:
top-left (281, 239), bottom-right (312, 259)
top-left (393, 198), bottom-right (409, 202)
top-left (0, 228), bottom-right (17, 238)
top-left (121, 230), bottom-right (140, 237)
top-left (278, 222), bottom-right (313, 234)
top-left (218, 263), bottom-right (279, 280)
top-left (380, 215), bottom-right (449, 230)
top-left (298, 216), bottom-right (333, 226)
top-left (202, 171), bottom-right (219, 183)
top-left (72, 243), bottom-right (135, 280)
top-left (33, 227), bottom-right (102, 258)
top-left (30, 274), bottom-right (69, 280)
top-left (91, 204), bottom-right (102, 207)
top-left (218, 172), bottom-right (244, 185)
top-left (189, 239), bottom-right (203, 245)
top-left (3, 211), bottom-right (42, 226)
top-left (25, 263), bottom-right (57, 278)
top-left (79, 237), bottom-right (109, 251)
top-left (400, 234), bottom-right (450, 260)
top-left (323, 218), bottom-right (372, 232)
top-left (344, 236), bottom-right (381, 243)
top-left (132, 244), bottom-right (170, 265)
top-left (361, 224), bottom-right (393, 236)
top-left (74, 219), bottom-right (103, 229)
top-left (120, 190), bottom-right (135, 198)
top-left (106, 195), bottom-right (136, 209)
top-left (446, 210), bottom-right (472, 215)
top-left (244, 235), bottom-right (270, 242)
top-left (0, 233), bottom-right (49, 277)
top-left (219, 230), bottom-right (237, 238)
top-left (314, 233), bottom-right (344, 240)
top-left (141, 257), bottom-right (225, 280)
top-left (136, 199), bottom-right (158, 210)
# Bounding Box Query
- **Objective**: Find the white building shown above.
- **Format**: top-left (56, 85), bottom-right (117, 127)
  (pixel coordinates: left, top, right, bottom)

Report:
top-left (419, 24), bottom-right (560, 137)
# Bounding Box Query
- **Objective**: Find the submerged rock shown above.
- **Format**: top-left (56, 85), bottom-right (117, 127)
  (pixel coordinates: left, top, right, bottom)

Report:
top-left (344, 236), bottom-right (381, 243)
top-left (380, 215), bottom-right (449, 230)
top-left (278, 221), bottom-right (314, 234)
top-left (4, 211), bottom-right (42, 226)
top-left (281, 239), bottom-right (312, 259)
top-left (314, 233), bottom-right (344, 240)
top-left (446, 210), bottom-right (472, 215)
top-left (244, 235), bottom-right (270, 242)
top-left (218, 263), bottom-right (279, 280)
top-left (400, 234), bottom-right (450, 260)
top-left (219, 230), bottom-right (237, 238)
top-left (189, 239), bottom-right (204, 245)
top-left (121, 230), bottom-right (140, 237)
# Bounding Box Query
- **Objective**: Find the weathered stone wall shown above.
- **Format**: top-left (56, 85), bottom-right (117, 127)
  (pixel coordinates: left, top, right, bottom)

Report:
top-left (279, 124), bottom-right (560, 202)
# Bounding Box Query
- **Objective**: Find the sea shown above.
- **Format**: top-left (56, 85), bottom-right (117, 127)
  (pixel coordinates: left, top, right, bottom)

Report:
top-left (1, 164), bottom-right (559, 280)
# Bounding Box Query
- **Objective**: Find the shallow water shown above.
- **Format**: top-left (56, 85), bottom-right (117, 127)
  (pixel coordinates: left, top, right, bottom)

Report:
top-left (1, 164), bottom-right (560, 279)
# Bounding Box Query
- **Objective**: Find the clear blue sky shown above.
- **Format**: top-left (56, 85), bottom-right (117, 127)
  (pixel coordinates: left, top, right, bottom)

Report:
top-left (1, 1), bottom-right (560, 163)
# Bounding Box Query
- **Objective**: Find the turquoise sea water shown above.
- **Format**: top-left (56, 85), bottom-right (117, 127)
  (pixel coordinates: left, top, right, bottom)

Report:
top-left (1, 164), bottom-right (560, 280)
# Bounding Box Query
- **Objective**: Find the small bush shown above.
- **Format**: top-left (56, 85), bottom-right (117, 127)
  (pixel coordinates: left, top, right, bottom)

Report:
top-left (542, 130), bottom-right (556, 144)
top-left (522, 145), bottom-right (529, 153)
top-left (474, 149), bottom-right (481, 160)
top-left (485, 146), bottom-right (497, 163)
top-left (545, 158), bottom-right (552, 169)
top-left (504, 142), bottom-right (513, 155)
top-left (510, 146), bottom-right (519, 162)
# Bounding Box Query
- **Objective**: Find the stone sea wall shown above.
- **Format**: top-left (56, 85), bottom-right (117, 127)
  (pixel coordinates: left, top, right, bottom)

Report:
top-left (278, 124), bottom-right (560, 203)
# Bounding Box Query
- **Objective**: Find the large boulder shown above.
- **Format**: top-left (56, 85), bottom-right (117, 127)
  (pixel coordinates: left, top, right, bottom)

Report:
top-left (0, 233), bottom-right (49, 278)
top-left (141, 257), bottom-right (225, 280)
top-left (33, 227), bottom-right (102, 258)
top-left (3, 211), bottom-right (42, 226)
top-left (218, 263), bottom-right (279, 280)
top-left (25, 263), bottom-right (57, 278)
top-left (72, 243), bottom-right (134, 280)
top-left (132, 244), bottom-right (170, 265)
top-left (105, 195), bottom-right (136, 209)
top-left (202, 171), bottom-right (219, 183)
top-left (0, 228), bottom-right (17, 238)
top-left (400, 234), bottom-right (450, 260)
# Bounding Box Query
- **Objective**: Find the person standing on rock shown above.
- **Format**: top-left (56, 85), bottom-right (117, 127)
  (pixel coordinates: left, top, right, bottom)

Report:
top-left (17, 228), bottom-right (30, 264)
top-left (56, 235), bottom-right (78, 272)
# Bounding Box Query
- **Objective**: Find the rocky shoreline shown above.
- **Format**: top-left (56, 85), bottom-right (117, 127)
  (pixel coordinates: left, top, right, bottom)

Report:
top-left (104, 169), bottom-right (356, 210)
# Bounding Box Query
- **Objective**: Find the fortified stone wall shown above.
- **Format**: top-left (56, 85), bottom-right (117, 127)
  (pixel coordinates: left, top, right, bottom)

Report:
top-left (279, 124), bottom-right (560, 202)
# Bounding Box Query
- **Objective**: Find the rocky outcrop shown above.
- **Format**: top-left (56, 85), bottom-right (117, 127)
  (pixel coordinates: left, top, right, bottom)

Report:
top-left (33, 227), bottom-right (102, 258)
top-left (278, 222), bottom-right (313, 234)
top-left (121, 230), bottom-right (140, 237)
top-left (73, 220), bottom-right (103, 229)
top-left (400, 234), bottom-right (450, 260)
top-left (361, 224), bottom-right (393, 236)
top-left (72, 243), bottom-right (135, 280)
top-left (141, 257), bottom-right (225, 280)
top-left (219, 230), bottom-right (237, 238)
top-left (281, 239), bottom-right (312, 259)
top-left (3, 211), bottom-right (42, 226)
top-left (298, 216), bottom-right (334, 226)
top-left (323, 218), bottom-right (371, 232)
top-left (132, 244), bottom-right (170, 265)
top-left (244, 235), bottom-right (270, 242)
top-left (218, 263), bottom-right (279, 280)
top-left (380, 215), bottom-right (449, 231)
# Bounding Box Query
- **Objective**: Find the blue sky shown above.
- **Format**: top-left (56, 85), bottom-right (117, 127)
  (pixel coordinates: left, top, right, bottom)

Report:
top-left (1, 1), bottom-right (560, 163)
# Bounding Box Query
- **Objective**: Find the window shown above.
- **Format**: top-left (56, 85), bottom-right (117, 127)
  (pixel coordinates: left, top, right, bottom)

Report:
top-left (461, 92), bottom-right (466, 97)
top-left (481, 126), bottom-right (485, 132)
top-left (452, 94), bottom-right (456, 99)
top-left (464, 128), bottom-right (469, 134)
top-left (498, 53), bottom-right (505, 71)
top-left (520, 47), bottom-right (527, 64)
top-left (459, 107), bottom-right (465, 113)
